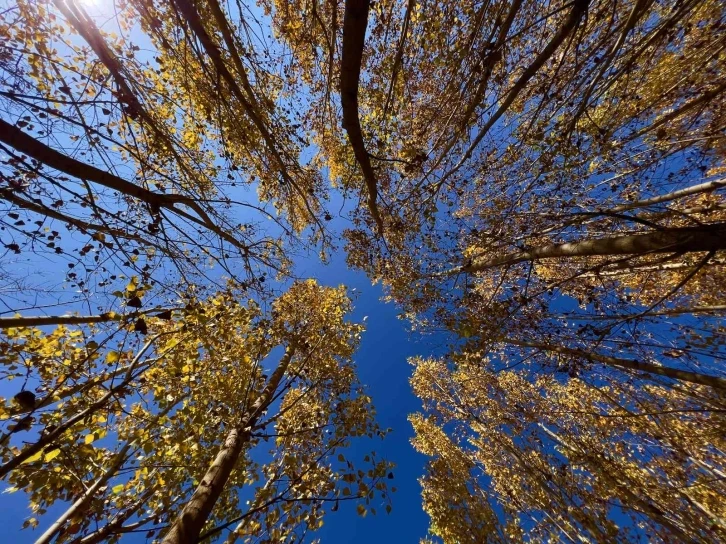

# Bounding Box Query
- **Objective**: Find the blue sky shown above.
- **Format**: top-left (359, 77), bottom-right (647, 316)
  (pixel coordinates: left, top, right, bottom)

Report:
top-left (299, 244), bottom-right (437, 544)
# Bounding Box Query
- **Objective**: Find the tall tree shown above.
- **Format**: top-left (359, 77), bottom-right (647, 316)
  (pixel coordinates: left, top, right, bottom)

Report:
top-left (410, 354), bottom-right (726, 542)
top-left (1, 281), bottom-right (392, 543)
top-left (0, 0), bottom-right (332, 317)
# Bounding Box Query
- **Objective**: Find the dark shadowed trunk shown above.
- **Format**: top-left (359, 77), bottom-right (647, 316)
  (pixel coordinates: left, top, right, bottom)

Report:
top-left (340, 0), bottom-right (384, 235)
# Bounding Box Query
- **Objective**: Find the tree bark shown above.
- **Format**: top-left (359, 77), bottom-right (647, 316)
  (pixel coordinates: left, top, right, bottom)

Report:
top-left (0, 119), bottom-right (186, 209)
top-left (340, 0), bottom-right (385, 235)
top-left (161, 345), bottom-right (296, 544)
top-left (456, 223), bottom-right (726, 274)
top-left (607, 178), bottom-right (726, 214)
top-left (0, 308), bottom-right (175, 329)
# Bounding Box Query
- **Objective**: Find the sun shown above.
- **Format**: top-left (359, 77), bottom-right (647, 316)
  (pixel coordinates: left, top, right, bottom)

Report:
top-left (73, 0), bottom-right (113, 18)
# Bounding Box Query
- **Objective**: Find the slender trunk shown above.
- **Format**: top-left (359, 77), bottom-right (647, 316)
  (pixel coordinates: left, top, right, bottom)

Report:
top-left (340, 0), bottom-right (384, 235)
top-left (169, 0), bottom-right (288, 185)
top-left (381, 0), bottom-right (416, 120)
top-left (578, 259), bottom-right (725, 278)
top-left (78, 519), bottom-right (151, 544)
top-left (439, 0), bottom-right (589, 186)
top-left (528, 178), bottom-right (726, 240)
top-left (566, 0), bottom-right (653, 134)
top-left (607, 178), bottom-right (726, 213)
top-left (0, 307), bottom-right (175, 329)
top-left (52, 0), bottom-right (217, 200)
top-left (680, 489), bottom-right (726, 533)
top-left (505, 338), bottom-right (726, 390)
top-left (629, 80), bottom-right (726, 142)
top-left (167, 0), bottom-right (323, 232)
top-left (539, 424), bottom-right (695, 542)
top-left (204, 0), bottom-right (257, 105)
top-left (425, 0), bottom-right (522, 176)
top-left (457, 223), bottom-right (726, 275)
top-left (34, 444), bottom-right (132, 544)
top-left (161, 345), bottom-right (296, 544)
top-left (0, 119), bottom-right (245, 252)
top-left (566, 305), bottom-right (726, 320)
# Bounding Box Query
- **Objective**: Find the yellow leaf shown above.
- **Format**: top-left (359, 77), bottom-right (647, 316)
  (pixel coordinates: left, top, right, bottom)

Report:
top-left (112, 484), bottom-right (124, 494)
top-left (106, 351), bottom-right (120, 364)
top-left (44, 449), bottom-right (61, 462)
top-left (21, 450), bottom-right (44, 465)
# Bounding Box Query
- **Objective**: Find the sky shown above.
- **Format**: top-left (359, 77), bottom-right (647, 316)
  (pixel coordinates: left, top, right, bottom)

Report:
top-left (299, 240), bottom-right (440, 544)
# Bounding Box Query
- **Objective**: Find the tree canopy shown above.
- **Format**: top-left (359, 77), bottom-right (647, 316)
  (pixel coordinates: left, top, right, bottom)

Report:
top-left (1, 0), bottom-right (725, 542)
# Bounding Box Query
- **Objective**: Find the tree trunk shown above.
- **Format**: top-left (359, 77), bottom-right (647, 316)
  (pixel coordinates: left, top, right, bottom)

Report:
top-left (0, 308), bottom-right (175, 329)
top-left (459, 223), bottom-right (726, 274)
top-left (0, 119), bottom-right (186, 209)
top-left (505, 338), bottom-right (726, 390)
top-left (340, 0), bottom-right (384, 235)
top-left (608, 178), bottom-right (726, 213)
top-left (161, 345), bottom-right (296, 544)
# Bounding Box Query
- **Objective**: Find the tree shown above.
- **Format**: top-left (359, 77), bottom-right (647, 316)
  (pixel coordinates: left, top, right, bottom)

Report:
top-left (0, 0), bottom-right (332, 316)
top-left (410, 354), bottom-right (726, 542)
top-left (265, 0), bottom-right (726, 384)
top-left (1, 2), bottom-right (397, 541)
top-left (1, 280), bottom-right (392, 543)
top-left (4, 0), bottom-right (726, 541)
